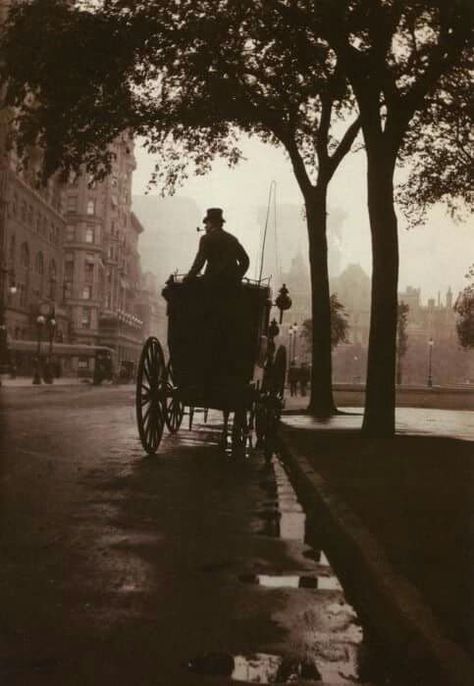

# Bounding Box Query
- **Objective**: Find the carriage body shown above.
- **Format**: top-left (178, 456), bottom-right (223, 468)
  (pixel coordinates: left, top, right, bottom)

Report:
top-left (136, 275), bottom-right (287, 455)
top-left (163, 277), bottom-right (272, 410)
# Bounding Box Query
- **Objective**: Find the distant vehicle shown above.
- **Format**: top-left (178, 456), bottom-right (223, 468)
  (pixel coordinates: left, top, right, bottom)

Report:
top-left (5, 340), bottom-right (117, 383)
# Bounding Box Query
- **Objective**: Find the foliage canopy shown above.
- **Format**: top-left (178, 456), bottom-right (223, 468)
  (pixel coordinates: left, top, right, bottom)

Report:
top-left (302, 294), bottom-right (349, 351)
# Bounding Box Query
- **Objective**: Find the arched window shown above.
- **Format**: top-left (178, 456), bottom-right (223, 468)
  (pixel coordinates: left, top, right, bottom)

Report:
top-left (35, 251), bottom-right (44, 275)
top-left (49, 259), bottom-right (57, 299)
top-left (50, 259), bottom-right (57, 279)
top-left (20, 242), bottom-right (30, 269)
top-left (9, 235), bottom-right (15, 262)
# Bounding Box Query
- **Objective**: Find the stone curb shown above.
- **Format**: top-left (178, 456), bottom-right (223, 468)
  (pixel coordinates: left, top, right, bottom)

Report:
top-left (279, 427), bottom-right (474, 686)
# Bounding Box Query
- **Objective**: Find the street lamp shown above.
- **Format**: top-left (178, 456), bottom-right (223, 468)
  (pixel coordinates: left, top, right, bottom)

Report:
top-left (32, 314), bottom-right (46, 385)
top-left (427, 337), bottom-right (434, 388)
top-left (289, 322), bottom-right (299, 364)
top-left (0, 268), bottom-right (17, 379)
top-left (43, 309), bottom-right (57, 384)
top-left (353, 355), bottom-right (359, 384)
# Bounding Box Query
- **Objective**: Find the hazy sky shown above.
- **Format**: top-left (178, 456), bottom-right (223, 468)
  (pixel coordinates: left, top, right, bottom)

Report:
top-left (132, 135), bottom-right (473, 303)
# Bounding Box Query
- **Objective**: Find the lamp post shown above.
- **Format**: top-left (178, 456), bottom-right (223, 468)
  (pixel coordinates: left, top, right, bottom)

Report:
top-left (0, 273), bottom-right (17, 385)
top-left (32, 314), bottom-right (46, 384)
top-left (353, 355), bottom-right (359, 384)
top-left (427, 337), bottom-right (434, 388)
top-left (43, 308), bottom-right (57, 384)
top-left (289, 322), bottom-right (299, 364)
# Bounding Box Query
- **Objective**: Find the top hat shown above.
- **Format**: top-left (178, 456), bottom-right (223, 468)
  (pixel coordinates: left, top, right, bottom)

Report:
top-left (203, 207), bottom-right (225, 224)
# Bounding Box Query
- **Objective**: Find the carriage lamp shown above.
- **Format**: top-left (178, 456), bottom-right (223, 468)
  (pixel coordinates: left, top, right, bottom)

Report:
top-left (275, 284), bottom-right (292, 323)
top-left (268, 318), bottom-right (280, 340)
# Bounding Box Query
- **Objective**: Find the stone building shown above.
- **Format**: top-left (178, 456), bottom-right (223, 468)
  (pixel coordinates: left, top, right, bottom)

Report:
top-left (0, 106), bottom-right (70, 375)
top-left (328, 265), bottom-right (471, 385)
top-left (61, 136), bottom-right (146, 378)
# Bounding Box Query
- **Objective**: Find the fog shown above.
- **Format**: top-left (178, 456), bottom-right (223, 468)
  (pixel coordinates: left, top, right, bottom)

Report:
top-left (132, 136), bottom-right (473, 301)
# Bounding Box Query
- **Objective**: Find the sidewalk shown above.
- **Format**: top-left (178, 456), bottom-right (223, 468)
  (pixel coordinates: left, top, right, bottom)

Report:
top-left (0, 376), bottom-right (135, 388)
top-left (0, 376), bottom-right (86, 387)
top-left (279, 406), bottom-right (474, 685)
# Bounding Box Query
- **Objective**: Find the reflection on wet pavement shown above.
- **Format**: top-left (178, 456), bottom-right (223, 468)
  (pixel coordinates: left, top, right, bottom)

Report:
top-left (239, 572), bottom-right (342, 590)
top-left (187, 651), bottom-right (321, 683)
top-left (190, 453), bottom-right (368, 684)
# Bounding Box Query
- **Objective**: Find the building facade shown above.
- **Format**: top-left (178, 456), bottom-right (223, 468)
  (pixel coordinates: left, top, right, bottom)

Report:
top-left (61, 136), bottom-right (147, 378)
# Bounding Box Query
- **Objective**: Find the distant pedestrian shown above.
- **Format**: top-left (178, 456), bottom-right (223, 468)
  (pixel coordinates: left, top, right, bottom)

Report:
top-left (288, 363), bottom-right (298, 396)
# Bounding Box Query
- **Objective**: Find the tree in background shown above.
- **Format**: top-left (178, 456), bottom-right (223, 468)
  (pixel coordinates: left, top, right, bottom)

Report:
top-left (0, 0), bottom-right (361, 418)
top-left (396, 302), bottom-right (409, 385)
top-left (313, 0), bottom-right (472, 435)
top-left (454, 265), bottom-right (474, 350)
top-left (301, 294), bottom-right (349, 354)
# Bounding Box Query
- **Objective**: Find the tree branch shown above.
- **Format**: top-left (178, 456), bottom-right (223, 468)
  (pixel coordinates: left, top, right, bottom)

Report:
top-left (327, 114), bottom-right (361, 179)
top-left (279, 131), bottom-right (313, 197)
top-left (315, 94), bottom-right (332, 167)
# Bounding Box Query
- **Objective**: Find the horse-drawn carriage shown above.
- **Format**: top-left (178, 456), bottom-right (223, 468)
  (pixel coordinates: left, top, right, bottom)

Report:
top-left (135, 275), bottom-right (290, 456)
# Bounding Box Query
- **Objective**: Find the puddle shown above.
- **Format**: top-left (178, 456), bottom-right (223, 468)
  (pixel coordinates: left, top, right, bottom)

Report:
top-left (188, 455), bottom-right (376, 685)
top-left (303, 548), bottom-right (331, 566)
top-left (187, 651), bottom-right (321, 683)
top-left (239, 572), bottom-right (342, 590)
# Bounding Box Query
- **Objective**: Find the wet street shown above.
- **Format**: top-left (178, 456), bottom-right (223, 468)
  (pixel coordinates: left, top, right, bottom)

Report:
top-left (1, 386), bottom-right (387, 685)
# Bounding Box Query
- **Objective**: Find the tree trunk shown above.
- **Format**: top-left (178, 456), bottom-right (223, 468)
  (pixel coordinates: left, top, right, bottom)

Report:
top-left (396, 355), bottom-right (402, 386)
top-left (362, 151), bottom-right (399, 436)
top-left (305, 188), bottom-right (336, 417)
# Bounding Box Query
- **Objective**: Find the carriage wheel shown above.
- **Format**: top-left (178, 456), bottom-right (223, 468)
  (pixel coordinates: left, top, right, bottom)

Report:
top-left (136, 337), bottom-right (166, 454)
top-left (164, 362), bottom-right (184, 434)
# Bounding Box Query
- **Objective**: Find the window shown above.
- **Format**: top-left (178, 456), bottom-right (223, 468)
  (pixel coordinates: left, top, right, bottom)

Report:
top-left (49, 260), bottom-right (57, 299)
top-left (65, 260), bottom-right (74, 282)
top-left (86, 199), bottom-right (95, 215)
top-left (84, 262), bottom-right (94, 283)
top-left (20, 242), bottom-right (30, 269)
top-left (9, 235), bottom-right (15, 262)
top-left (77, 356), bottom-right (89, 369)
top-left (66, 225), bottom-right (75, 241)
top-left (19, 284), bottom-right (27, 306)
top-left (35, 251), bottom-right (44, 274)
top-left (85, 227), bottom-right (94, 244)
top-left (67, 196), bottom-right (77, 213)
top-left (81, 308), bottom-right (91, 328)
top-left (82, 285), bottom-right (92, 300)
